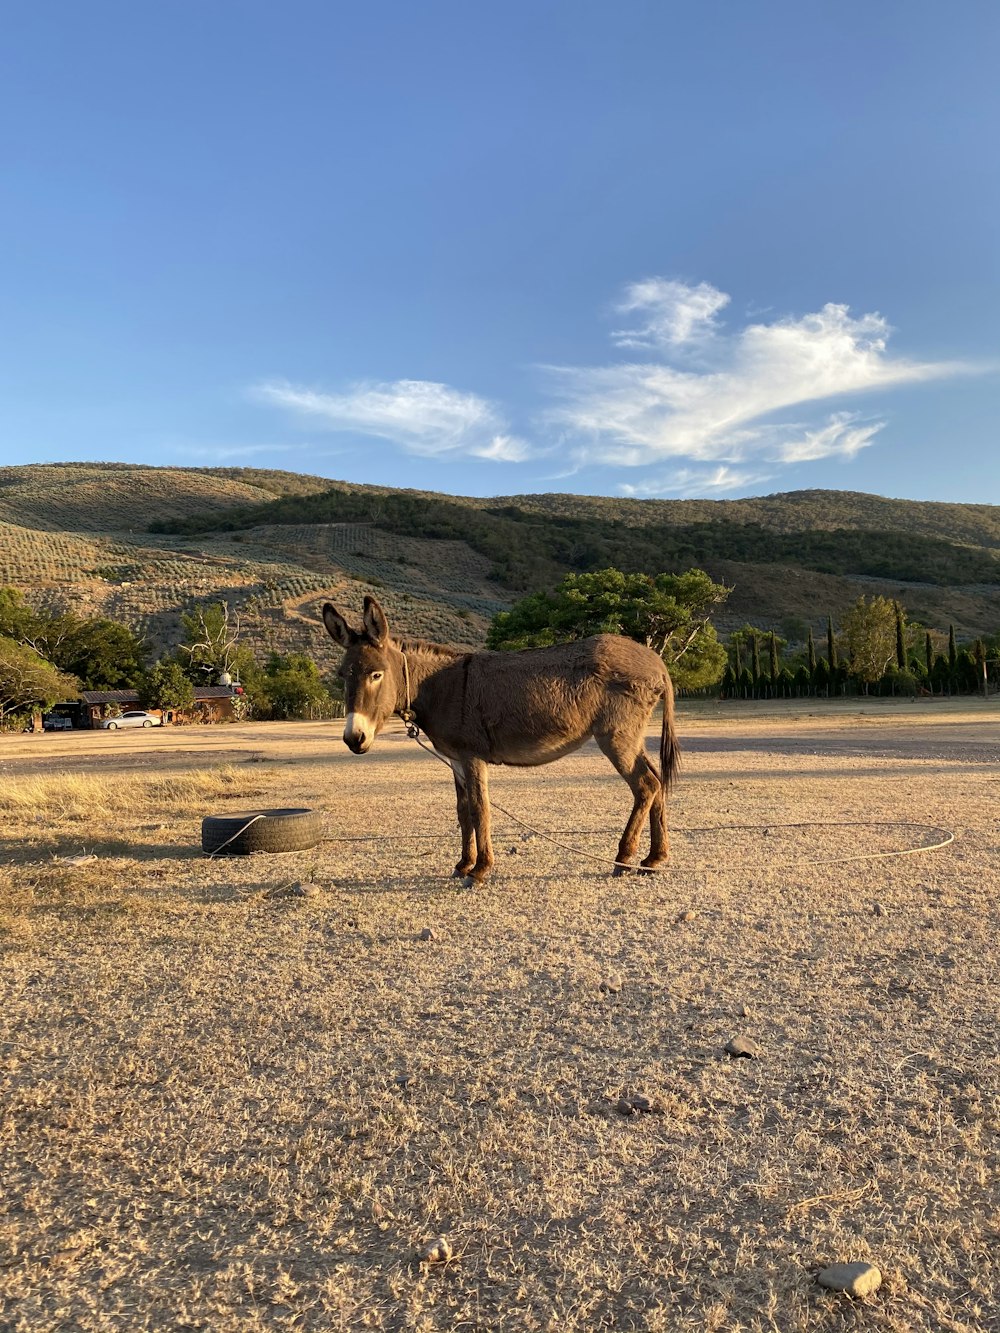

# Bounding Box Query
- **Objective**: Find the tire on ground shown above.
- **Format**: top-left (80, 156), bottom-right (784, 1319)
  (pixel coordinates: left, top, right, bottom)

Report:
top-left (201, 808), bottom-right (324, 855)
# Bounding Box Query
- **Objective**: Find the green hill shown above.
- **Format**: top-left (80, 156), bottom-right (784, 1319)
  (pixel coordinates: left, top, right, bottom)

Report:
top-left (1, 463), bottom-right (998, 665)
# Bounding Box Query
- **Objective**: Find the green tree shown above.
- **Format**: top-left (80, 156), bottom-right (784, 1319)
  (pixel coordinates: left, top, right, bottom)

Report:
top-left (894, 602), bottom-right (906, 670)
top-left (487, 568), bottom-right (731, 688)
top-left (925, 631), bottom-right (934, 681)
top-left (768, 632), bottom-right (780, 685)
top-left (263, 652), bottom-right (336, 719)
top-left (139, 659), bottom-right (195, 711)
top-left (827, 614), bottom-right (838, 670)
top-left (0, 636), bottom-right (78, 722)
top-left (840, 596), bottom-right (897, 691)
top-left (50, 619), bottom-right (147, 690)
top-left (0, 587), bottom-right (40, 643)
top-left (806, 626), bottom-right (817, 675)
top-left (981, 637), bottom-right (997, 698)
top-left (948, 624), bottom-right (957, 672)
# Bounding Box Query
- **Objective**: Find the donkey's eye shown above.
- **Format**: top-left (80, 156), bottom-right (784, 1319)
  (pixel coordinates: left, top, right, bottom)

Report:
top-left (370, 671), bottom-right (384, 683)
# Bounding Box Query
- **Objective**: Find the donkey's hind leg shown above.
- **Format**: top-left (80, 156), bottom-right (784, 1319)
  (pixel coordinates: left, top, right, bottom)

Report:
top-left (596, 728), bottom-right (663, 875)
top-left (451, 763), bottom-right (477, 878)
top-left (641, 771), bottom-right (669, 873)
top-left (464, 757), bottom-right (495, 884)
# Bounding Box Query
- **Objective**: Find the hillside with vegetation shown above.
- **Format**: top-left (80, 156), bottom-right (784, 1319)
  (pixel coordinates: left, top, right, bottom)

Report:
top-left (1, 463), bottom-right (999, 680)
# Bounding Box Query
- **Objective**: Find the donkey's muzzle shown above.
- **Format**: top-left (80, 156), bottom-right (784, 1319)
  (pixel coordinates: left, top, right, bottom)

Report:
top-left (343, 711), bottom-right (373, 754)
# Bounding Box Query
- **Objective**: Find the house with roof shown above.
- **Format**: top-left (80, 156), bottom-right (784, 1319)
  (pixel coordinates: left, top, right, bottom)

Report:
top-left (75, 685), bottom-right (243, 728)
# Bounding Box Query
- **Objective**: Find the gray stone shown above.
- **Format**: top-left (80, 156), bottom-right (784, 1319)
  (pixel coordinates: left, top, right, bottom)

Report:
top-left (872, 901), bottom-right (886, 917)
top-left (418, 1235), bottom-right (453, 1264)
top-left (616, 1093), bottom-right (660, 1116)
top-left (600, 972), bottom-right (623, 994)
top-left (816, 1262), bottom-right (882, 1298)
top-left (418, 927), bottom-right (436, 941)
top-left (725, 1035), bottom-right (761, 1059)
top-left (265, 880), bottom-right (321, 900)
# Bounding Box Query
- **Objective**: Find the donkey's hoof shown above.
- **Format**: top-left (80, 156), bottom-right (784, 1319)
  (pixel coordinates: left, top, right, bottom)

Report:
top-left (639, 860), bottom-right (665, 876)
top-left (453, 863), bottom-right (474, 879)
top-left (612, 863), bottom-right (635, 878)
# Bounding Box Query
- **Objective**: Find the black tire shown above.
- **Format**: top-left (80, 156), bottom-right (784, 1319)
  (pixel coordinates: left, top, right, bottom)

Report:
top-left (201, 807), bottom-right (324, 856)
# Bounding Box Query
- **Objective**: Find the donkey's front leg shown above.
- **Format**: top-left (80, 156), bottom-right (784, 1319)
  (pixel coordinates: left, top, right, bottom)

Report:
top-left (451, 763), bottom-right (477, 878)
top-left (464, 757), bottom-right (494, 884)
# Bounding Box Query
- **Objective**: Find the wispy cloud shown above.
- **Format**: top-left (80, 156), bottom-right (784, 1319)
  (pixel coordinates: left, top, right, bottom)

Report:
top-left (547, 283), bottom-right (969, 481)
top-left (619, 465), bottom-right (774, 498)
top-left (612, 278), bottom-right (730, 350)
top-left (175, 442), bottom-right (299, 462)
top-left (255, 378), bottom-right (531, 463)
top-left (251, 281), bottom-right (976, 495)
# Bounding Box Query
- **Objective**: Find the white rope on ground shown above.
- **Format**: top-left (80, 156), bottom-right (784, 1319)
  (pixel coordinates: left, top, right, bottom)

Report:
top-left (331, 721), bottom-right (957, 875)
top-left (204, 813), bottom-right (267, 859)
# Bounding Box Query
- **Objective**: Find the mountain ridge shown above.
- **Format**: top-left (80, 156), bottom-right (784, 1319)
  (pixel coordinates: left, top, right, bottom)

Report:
top-left (0, 464), bottom-right (997, 661)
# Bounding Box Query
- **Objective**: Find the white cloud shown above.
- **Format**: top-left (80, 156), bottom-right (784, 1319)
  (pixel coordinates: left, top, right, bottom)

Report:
top-left (619, 465), bottom-right (774, 498)
top-left (251, 280), bottom-right (977, 496)
top-left (548, 285), bottom-right (968, 479)
top-left (775, 412), bottom-right (884, 464)
top-left (612, 278), bottom-right (730, 349)
top-left (175, 442), bottom-right (298, 462)
top-left (256, 377), bottom-right (530, 463)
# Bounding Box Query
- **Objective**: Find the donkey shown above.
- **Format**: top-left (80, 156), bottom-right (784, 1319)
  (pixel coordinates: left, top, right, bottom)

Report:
top-left (322, 595), bottom-right (680, 883)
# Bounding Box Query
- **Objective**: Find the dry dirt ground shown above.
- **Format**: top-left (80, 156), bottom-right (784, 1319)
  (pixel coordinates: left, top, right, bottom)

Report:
top-left (1, 700), bottom-right (998, 1332)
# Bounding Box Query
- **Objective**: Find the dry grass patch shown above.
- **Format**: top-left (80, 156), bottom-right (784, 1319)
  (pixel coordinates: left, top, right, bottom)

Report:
top-left (0, 764), bottom-right (264, 822)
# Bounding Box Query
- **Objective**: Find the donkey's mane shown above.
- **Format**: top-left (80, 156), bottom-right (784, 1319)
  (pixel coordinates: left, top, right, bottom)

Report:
top-left (393, 636), bottom-right (465, 661)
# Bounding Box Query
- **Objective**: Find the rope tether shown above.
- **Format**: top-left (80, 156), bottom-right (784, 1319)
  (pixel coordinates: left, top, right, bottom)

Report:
top-left (395, 714), bottom-right (956, 875)
top-left (204, 813), bottom-right (267, 859)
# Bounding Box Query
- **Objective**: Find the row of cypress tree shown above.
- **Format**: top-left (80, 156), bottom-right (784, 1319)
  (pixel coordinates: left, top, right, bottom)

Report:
top-left (719, 607), bottom-right (993, 700)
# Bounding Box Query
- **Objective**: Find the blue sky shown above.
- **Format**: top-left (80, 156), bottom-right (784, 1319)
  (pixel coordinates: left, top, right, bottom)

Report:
top-left (1, 2), bottom-right (997, 503)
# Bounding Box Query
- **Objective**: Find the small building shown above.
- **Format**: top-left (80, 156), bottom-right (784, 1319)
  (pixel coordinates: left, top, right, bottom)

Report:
top-left (78, 685), bottom-right (243, 728)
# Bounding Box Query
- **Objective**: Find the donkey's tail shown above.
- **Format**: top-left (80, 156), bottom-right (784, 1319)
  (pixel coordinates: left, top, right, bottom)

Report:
top-left (660, 673), bottom-right (681, 792)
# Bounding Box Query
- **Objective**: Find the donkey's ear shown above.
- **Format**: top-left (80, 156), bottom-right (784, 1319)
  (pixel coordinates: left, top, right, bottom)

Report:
top-left (363, 594), bottom-right (389, 646)
top-left (322, 603), bottom-right (357, 648)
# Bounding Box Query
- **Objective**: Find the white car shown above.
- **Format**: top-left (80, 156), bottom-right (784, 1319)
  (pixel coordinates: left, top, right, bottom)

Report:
top-left (99, 711), bottom-right (162, 730)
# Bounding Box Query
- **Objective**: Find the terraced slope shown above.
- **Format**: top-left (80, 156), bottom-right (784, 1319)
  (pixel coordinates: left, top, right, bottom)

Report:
top-left (0, 465), bottom-right (507, 659)
top-left (0, 463), bottom-right (334, 532)
top-left (1, 464), bottom-right (998, 659)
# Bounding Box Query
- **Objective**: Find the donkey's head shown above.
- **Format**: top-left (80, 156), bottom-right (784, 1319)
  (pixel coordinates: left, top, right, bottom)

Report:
top-left (322, 595), bottom-right (402, 754)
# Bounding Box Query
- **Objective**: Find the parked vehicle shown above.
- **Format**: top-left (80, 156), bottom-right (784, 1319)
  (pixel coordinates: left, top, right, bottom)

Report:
top-left (99, 711), bottom-right (162, 730)
top-left (42, 714), bottom-right (74, 731)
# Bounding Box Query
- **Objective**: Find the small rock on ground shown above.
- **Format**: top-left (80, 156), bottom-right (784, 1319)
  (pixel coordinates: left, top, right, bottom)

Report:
top-left (616, 1093), bottom-right (661, 1116)
top-left (816, 1262), bottom-right (882, 1298)
top-left (264, 881), bottom-right (321, 900)
top-left (418, 1235), bottom-right (453, 1264)
top-left (725, 1035), bottom-right (761, 1059)
top-left (418, 927), bottom-right (436, 941)
top-left (600, 972), bottom-right (623, 994)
